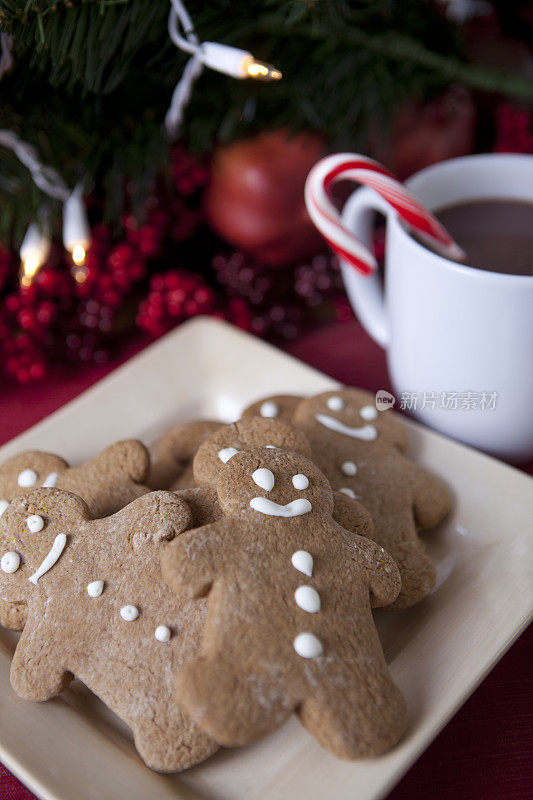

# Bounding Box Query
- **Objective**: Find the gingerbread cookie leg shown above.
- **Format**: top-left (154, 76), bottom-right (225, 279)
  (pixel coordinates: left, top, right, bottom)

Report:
top-left (11, 612), bottom-right (72, 701)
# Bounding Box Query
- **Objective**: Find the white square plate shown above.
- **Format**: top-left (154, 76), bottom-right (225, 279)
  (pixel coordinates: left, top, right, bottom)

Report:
top-left (1, 318), bottom-right (531, 800)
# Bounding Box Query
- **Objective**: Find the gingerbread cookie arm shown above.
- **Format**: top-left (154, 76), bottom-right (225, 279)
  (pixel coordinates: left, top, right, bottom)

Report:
top-left (111, 491), bottom-right (193, 551)
top-left (162, 523), bottom-right (226, 599)
top-left (409, 462), bottom-right (452, 530)
top-left (351, 535), bottom-right (402, 608)
top-left (87, 440), bottom-right (150, 485)
top-left (332, 491), bottom-right (374, 539)
top-left (174, 485), bottom-right (221, 527)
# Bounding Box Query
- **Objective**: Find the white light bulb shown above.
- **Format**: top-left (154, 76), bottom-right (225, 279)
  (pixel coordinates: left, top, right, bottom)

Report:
top-left (200, 42), bottom-right (281, 81)
top-left (20, 222), bottom-right (50, 285)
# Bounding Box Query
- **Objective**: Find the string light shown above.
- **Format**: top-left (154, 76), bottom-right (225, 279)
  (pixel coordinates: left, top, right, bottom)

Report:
top-left (165, 0), bottom-right (281, 139)
top-left (19, 221), bottom-right (50, 286)
top-left (0, 130), bottom-right (92, 281)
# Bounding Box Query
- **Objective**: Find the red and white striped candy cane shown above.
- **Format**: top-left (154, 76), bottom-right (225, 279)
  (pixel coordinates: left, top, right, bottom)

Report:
top-left (305, 153), bottom-right (465, 274)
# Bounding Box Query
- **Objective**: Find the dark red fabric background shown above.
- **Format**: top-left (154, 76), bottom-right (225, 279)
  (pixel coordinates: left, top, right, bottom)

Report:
top-left (0, 319), bottom-right (531, 800)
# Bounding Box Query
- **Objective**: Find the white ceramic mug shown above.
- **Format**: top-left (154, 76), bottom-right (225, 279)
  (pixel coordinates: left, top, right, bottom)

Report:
top-left (339, 154), bottom-right (533, 462)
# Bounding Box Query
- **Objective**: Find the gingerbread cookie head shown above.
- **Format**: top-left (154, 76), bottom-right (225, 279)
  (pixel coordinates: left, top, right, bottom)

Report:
top-left (0, 490), bottom-right (90, 629)
top-left (292, 389), bottom-right (408, 454)
top-left (0, 452), bottom-right (68, 509)
top-left (242, 395), bottom-right (302, 423)
top-left (148, 420), bottom-right (221, 489)
top-left (216, 448), bottom-right (334, 520)
top-left (193, 417), bottom-right (312, 488)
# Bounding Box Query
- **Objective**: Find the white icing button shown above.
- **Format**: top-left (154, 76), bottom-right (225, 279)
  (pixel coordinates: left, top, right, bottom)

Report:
top-left (339, 487), bottom-right (357, 499)
top-left (292, 474), bottom-right (309, 490)
top-left (42, 472), bottom-right (59, 488)
top-left (0, 500), bottom-right (9, 516)
top-left (294, 586), bottom-right (321, 613)
top-left (87, 580), bottom-right (104, 598)
top-left (120, 605), bottom-right (139, 621)
top-left (252, 468), bottom-right (275, 492)
top-left (341, 461), bottom-right (357, 476)
top-left (291, 550), bottom-right (313, 577)
top-left (155, 625), bottom-right (171, 643)
top-left (1, 551), bottom-right (20, 574)
top-left (326, 396), bottom-right (344, 411)
top-left (18, 469), bottom-right (38, 488)
top-left (260, 401), bottom-right (279, 418)
top-left (294, 632), bottom-right (323, 659)
top-left (360, 404), bottom-right (378, 421)
top-left (26, 514), bottom-right (44, 533)
top-left (218, 447), bottom-right (239, 464)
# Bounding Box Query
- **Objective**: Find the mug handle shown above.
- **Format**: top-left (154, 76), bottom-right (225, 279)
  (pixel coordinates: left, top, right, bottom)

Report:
top-left (340, 186), bottom-right (393, 349)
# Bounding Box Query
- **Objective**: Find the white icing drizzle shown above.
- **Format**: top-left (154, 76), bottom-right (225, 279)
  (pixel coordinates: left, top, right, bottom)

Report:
top-left (252, 468), bottom-right (275, 492)
top-left (291, 550), bottom-right (313, 577)
top-left (260, 401), bottom-right (279, 418)
top-left (340, 487), bottom-right (361, 500)
top-left (341, 461), bottom-right (357, 476)
top-left (42, 472), bottom-right (59, 488)
top-left (294, 586), bottom-right (321, 613)
top-left (155, 625), bottom-right (171, 642)
top-left (26, 514), bottom-right (44, 533)
top-left (87, 580), bottom-right (104, 598)
top-left (294, 632), bottom-right (323, 659)
top-left (265, 445), bottom-right (276, 449)
top-left (315, 413), bottom-right (377, 441)
top-left (120, 605), bottom-right (139, 621)
top-left (18, 469), bottom-right (38, 488)
top-left (360, 404), bottom-right (378, 421)
top-left (218, 447), bottom-right (239, 464)
top-left (1, 551), bottom-right (20, 574)
top-left (28, 534), bottom-right (67, 585)
top-left (0, 499), bottom-right (9, 516)
top-left (292, 474), bottom-right (309, 490)
top-left (326, 395), bottom-right (344, 411)
top-left (250, 497), bottom-right (312, 517)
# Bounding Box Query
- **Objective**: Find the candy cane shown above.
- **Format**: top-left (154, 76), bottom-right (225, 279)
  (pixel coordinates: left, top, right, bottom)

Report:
top-left (305, 153), bottom-right (465, 274)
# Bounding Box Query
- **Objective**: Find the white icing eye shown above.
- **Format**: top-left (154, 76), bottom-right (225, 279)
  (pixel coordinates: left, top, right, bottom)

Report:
top-left (339, 487), bottom-right (360, 500)
top-left (18, 469), bottom-right (38, 488)
top-left (42, 472), bottom-right (59, 488)
top-left (292, 474), bottom-right (309, 490)
top-left (360, 404), bottom-right (378, 421)
top-left (218, 447), bottom-right (239, 464)
top-left (341, 461), bottom-right (357, 476)
top-left (291, 550), bottom-right (313, 577)
top-left (1, 551), bottom-right (20, 574)
top-left (120, 605), bottom-right (139, 621)
top-left (87, 580), bottom-right (104, 598)
top-left (155, 625), bottom-right (171, 643)
top-left (252, 468), bottom-right (275, 492)
top-left (293, 632), bottom-right (323, 659)
top-left (294, 586), bottom-right (321, 613)
top-left (260, 401), bottom-right (279, 418)
top-left (326, 396), bottom-right (344, 412)
top-left (0, 500), bottom-right (9, 516)
top-left (26, 515), bottom-right (44, 533)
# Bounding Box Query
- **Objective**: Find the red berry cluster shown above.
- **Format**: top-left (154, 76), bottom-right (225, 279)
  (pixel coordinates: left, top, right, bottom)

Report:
top-left (171, 146), bottom-right (210, 196)
top-left (137, 270), bottom-right (217, 338)
top-left (495, 104), bottom-right (533, 154)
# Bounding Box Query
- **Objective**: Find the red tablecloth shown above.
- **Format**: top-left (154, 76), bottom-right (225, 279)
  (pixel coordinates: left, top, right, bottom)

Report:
top-left (0, 320), bottom-right (531, 800)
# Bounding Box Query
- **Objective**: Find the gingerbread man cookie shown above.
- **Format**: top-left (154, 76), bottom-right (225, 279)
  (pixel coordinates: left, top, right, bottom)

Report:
top-left (4, 488), bottom-right (217, 772)
top-left (0, 440), bottom-right (150, 519)
top-left (179, 417), bottom-right (373, 541)
top-left (147, 420), bottom-right (221, 489)
top-left (244, 389), bottom-right (451, 608)
top-left (163, 449), bottom-right (406, 759)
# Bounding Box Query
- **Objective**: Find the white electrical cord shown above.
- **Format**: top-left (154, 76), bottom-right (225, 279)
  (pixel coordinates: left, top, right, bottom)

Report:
top-left (0, 129), bottom-right (69, 202)
top-left (165, 0), bottom-right (281, 140)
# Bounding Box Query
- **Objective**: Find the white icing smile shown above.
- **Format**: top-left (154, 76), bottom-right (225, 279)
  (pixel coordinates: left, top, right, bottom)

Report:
top-left (315, 413), bottom-right (377, 441)
top-left (28, 533), bottom-right (67, 585)
top-left (250, 497), bottom-right (312, 517)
